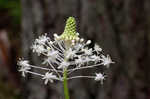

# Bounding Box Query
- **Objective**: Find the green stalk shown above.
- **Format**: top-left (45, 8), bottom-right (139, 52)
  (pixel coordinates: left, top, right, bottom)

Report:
top-left (63, 68), bottom-right (70, 99)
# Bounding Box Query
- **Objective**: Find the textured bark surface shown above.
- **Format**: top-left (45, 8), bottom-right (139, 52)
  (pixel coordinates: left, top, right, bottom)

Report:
top-left (21, 0), bottom-right (150, 99)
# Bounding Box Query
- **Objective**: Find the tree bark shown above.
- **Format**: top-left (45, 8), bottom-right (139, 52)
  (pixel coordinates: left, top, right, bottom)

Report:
top-left (21, 0), bottom-right (150, 99)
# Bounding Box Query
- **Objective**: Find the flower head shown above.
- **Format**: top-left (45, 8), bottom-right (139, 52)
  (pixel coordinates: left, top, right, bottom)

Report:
top-left (17, 17), bottom-right (114, 85)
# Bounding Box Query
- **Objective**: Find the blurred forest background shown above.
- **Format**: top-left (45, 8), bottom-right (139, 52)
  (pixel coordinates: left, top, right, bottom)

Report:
top-left (0, 0), bottom-right (150, 99)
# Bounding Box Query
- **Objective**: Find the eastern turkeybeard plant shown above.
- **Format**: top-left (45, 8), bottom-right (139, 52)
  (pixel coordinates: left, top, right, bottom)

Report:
top-left (18, 17), bottom-right (114, 99)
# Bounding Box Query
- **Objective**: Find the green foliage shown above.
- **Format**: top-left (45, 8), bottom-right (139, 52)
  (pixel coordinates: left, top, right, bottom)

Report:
top-left (0, 0), bottom-right (21, 27)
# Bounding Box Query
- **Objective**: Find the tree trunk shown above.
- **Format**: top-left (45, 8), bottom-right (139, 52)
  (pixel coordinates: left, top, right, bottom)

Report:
top-left (21, 0), bottom-right (150, 99)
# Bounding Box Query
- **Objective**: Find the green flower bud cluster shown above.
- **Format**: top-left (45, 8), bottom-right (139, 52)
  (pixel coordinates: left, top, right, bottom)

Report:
top-left (60, 17), bottom-right (79, 41)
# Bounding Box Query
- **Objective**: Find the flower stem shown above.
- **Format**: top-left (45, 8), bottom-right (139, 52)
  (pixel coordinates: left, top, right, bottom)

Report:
top-left (63, 68), bottom-right (70, 99)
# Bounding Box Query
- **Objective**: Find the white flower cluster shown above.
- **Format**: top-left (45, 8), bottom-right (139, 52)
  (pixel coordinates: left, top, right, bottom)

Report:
top-left (18, 33), bottom-right (114, 85)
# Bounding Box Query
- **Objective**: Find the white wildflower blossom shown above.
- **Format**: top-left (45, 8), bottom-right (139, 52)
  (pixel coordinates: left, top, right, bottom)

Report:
top-left (58, 61), bottom-right (70, 69)
top-left (75, 56), bottom-right (84, 67)
top-left (43, 50), bottom-right (60, 65)
top-left (82, 48), bottom-right (93, 55)
top-left (95, 73), bottom-right (105, 84)
top-left (18, 59), bottom-right (30, 67)
top-left (31, 44), bottom-right (46, 55)
top-left (65, 48), bottom-right (76, 59)
top-left (17, 17), bottom-right (114, 85)
top-left (47, 50), bottom-right (59, 59)
top-left (94, 44), bottom-right (102, 52)
top-left (17, 59), bottom-right (31, 77)
top-left (35, 34), bottom-right (49, 45)
top-left (101, 55), bottom-right (114, 68)
top-left (90, 55), bottom-right (101, 63)
top-left (82, 56), bottom-right (91, 63)
top-left (42, 72), bottom-right (57, 84)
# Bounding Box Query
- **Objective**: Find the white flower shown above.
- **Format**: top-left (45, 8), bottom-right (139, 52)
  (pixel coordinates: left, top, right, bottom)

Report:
top-left (94, 44), bottom-right (102, 52)
top-left (58, 61), bottom-right (70, 69)
top-left (83, 56), bottom-right (91, 63)
top-left (31, 44), bottom-right (46, 55)
top-left (47, 50), bottom-right (59, 58)
top-left (18, 67), bottom-right (30, 77)
top-left (35, 34), bottom-right (49, 45)
top-left (82, 48), bottom-right (93, 55)
top-left (65, 48), bottom-right (76, 59)
top-left (42, 72), bottom-right (57, 84)
top-left (101, 55), bottom-right (114, 68)
top-left (18, 59), bottom-right (30, 67)
top-left (43, 50), bottom-right (59, 64)
top-left (75, 56), bottom-right (84, 67)
top-left (18, 59), bottom-right (31, 77)
top-left (90, 55), bottom-right (100, 63)
top-left (95, 73), bottom-right (105, 84)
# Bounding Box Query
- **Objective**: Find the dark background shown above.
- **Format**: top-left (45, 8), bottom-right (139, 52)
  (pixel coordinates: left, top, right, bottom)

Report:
top-left (0, 0), bottom-right (150, 99)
